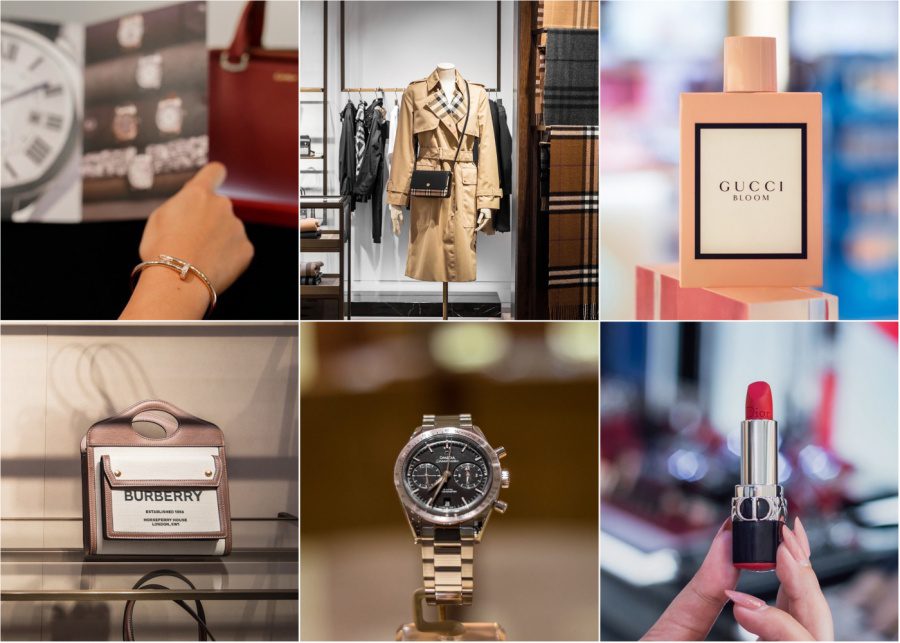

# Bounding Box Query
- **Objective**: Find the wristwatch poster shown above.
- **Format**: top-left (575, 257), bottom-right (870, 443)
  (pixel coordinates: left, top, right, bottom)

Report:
top-left (1, 20), bottom-right (83, 222)
top-left (0, 2), bottom-right (207, 224)
top-left (394, 414), bottom-right (510, 606)
top-left (81, 2), bottom-right (206, 220)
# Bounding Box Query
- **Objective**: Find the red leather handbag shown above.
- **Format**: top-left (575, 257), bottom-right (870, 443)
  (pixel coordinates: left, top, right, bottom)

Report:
top-left (209, 1), bottom-right (298, 227)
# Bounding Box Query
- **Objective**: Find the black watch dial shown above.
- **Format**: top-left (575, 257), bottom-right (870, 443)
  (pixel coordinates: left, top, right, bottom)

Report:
top-left (403, 435), bottom-right (492, 516)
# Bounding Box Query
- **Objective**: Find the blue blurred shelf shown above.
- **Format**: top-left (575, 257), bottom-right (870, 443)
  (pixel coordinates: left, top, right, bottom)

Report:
top-left (804, 54), bottom-right (899, 319)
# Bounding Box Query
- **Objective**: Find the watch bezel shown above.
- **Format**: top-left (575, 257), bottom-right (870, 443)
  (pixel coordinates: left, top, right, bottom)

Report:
top-left (394, 426), bottom-right (502, 526)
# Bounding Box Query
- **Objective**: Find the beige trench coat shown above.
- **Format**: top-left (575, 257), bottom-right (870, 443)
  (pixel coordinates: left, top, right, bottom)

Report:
top-left (386, 69), bottom-right (502, 282)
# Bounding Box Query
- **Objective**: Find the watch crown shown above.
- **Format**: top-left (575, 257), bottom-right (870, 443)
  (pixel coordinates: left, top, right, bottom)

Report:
top-left (501, 469), bottom-right (510, 488)
top-left (493, 499), bottom-right (508, 514)
top-left (495, 446), bottom-right (507, 459)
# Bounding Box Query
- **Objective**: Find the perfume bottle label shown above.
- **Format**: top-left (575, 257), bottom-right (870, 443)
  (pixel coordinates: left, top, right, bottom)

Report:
top-left (696, 123), bottom-right (807, 259)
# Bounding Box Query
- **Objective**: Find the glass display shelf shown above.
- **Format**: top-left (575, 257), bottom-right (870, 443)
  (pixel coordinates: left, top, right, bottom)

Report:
top-left (1, 517), bottom-right (298, 603)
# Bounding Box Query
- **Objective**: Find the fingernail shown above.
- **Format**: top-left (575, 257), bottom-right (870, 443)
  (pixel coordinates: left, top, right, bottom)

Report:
top-left (794, 517), bottom-right (812, 557)
top-left (782, 526), bottom-right (811, 566)
top-left (725, 590), bottom-right (767, 610)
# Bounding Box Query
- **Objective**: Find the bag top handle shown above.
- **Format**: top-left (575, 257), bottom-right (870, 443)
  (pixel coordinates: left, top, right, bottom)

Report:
top-left (225, 1), bottom-right (267, 66)
top-left (85, 400), bottom-right (223, 449)
top-left (108, 400), bottom-right (201, 425)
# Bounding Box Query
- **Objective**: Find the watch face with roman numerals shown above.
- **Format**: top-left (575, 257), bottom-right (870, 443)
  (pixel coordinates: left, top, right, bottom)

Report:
top-left (402, 435), bottom-right (492, 517)
top-left (1, 22), bottom-right (77, 191)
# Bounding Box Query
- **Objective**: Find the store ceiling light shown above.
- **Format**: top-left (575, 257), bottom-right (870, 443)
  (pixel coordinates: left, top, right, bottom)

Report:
top-left (429, 324), bottom-right (510, 373)
top-left (546, 323), bottom-right (598, 365)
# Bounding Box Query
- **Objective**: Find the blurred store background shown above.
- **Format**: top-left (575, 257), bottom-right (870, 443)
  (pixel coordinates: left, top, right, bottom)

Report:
top-left (600, 321), bottom-right (899, 640)
top-left (300, 322), bottom-right (599, 641)
top-left (601, 0), bottom-right (899, 319)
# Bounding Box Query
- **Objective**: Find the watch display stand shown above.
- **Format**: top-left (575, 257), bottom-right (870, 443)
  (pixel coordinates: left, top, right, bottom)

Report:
top-left (395, 589), bottom-right (506, 641)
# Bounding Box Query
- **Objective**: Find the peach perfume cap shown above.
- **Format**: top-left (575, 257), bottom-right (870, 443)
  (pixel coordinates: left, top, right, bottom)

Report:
top-left (724, 36), bottom-right (776, 93)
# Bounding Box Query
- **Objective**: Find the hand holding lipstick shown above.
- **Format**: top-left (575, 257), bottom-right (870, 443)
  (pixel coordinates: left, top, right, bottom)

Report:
top-left (643, 519), bottom-right (740, 640)
top-left (726, 517), bottom-right (834, 641)
top-left (643, 517), bottom-right (834, 641)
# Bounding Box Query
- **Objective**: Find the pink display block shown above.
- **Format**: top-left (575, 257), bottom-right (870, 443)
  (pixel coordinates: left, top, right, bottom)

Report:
top-left (636, 264), bottom-right (838, 320)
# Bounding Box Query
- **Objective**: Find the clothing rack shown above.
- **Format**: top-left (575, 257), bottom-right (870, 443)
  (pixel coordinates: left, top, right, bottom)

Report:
top-left (339, 0), bottom-right (502, 93)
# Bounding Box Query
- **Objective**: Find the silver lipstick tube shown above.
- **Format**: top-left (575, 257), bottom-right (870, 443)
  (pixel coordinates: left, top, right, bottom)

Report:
top-left (732, 419), bottom-right (787, 569)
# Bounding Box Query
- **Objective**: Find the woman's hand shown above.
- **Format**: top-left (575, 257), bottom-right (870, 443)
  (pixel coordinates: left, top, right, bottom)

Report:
top-left (725, 518), bottom-right (834, 640)
top-left (643, 519), bottom-right (740, 640)
top-left (643, 517), bottom-right (834, 641)
top-left (120, 163), bottom-right (254, 320)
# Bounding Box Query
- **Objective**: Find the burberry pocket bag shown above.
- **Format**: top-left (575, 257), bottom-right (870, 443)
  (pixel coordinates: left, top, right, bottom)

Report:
top-left (81, 400), bottom-right (232, 558)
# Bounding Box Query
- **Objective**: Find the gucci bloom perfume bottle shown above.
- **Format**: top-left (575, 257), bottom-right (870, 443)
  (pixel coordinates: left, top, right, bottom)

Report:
top-left (679, 36), bottom-right (822, 287)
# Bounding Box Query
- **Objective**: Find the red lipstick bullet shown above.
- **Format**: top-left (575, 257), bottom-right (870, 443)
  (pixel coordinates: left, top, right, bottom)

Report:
top-left (733, 381), bottom-right (786, 571)
top-left (745, 381), bottom-right (774, 420)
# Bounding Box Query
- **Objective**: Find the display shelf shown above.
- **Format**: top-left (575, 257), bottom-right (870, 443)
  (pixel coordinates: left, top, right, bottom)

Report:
top-left (301, 274), bottom-right (340, 297)
top-left (1, 547), bottom-right (298, 603)
top-left (300, 3), bottom-right (329, 192)
top-left (300, 194), bottom-right (351, 319)
top-left (301, 231), bottom-right (342, 252)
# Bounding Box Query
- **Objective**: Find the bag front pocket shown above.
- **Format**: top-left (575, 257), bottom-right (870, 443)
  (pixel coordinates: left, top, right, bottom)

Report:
top-left (101, 454), bottom-right (227, 540)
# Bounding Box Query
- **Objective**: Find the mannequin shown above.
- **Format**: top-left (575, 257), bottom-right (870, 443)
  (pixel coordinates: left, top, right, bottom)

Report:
top-left (390, 62), bottom-right (492, 237)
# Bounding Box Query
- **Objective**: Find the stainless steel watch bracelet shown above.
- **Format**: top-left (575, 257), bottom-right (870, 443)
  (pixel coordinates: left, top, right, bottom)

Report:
top-left (422, 413), bottom-right (473, 431)
top-left (421, 525), bottom-right (475, 606)
top-left (420, 413), bottom-right (474, 606)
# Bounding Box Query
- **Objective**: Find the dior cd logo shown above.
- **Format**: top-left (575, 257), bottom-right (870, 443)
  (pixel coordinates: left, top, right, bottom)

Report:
top-left (719, 180), bottom-right (784, 202)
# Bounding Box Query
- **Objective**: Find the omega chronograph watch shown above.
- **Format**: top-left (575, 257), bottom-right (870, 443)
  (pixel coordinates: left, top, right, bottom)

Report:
top-left (394, 414), bottom-right (509, 606)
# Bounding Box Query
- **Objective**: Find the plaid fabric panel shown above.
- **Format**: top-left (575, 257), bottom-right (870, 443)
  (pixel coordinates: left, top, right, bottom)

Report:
top-left (537, 0), bottom-right (598, 29)
top-left (535, 43), bottom-right (546, 121)
top-left (545, 126), bottom-right (599, 319)
top-left (409, 186), bottom-right (451, 198)
top-left (428, 89), bottom-right (464, 121)
top-left (544, 29), bottom-right (598, 126)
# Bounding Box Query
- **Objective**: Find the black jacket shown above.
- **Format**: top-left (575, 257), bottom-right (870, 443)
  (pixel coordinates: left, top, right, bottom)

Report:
top-left (354, 98), bottom-right (388, 243)
top-left (489, 99), bottom-right (513, 233)
top-left (339, 101), bottom-right (358, 210)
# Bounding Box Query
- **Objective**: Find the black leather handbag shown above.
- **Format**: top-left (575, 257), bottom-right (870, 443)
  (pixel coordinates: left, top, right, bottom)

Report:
top-left (409, 80), bottom-right (470, 199)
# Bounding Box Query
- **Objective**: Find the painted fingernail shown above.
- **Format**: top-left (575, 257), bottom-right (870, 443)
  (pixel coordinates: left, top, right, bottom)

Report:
top-left (725, 590), bottom-right (768, 610)
top-left (794, 516), bottom-right (812, 557)
top-left (782, 526), bottom-right (811, 566)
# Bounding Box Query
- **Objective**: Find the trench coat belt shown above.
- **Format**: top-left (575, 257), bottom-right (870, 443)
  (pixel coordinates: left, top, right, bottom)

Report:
top-left (417, 147), bottom-right (475, 162)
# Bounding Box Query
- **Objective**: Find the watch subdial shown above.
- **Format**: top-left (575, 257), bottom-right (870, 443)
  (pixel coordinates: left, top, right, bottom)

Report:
top-left (453, 462), bottom-right (484, 490)
top-left (411, 463), bottom-right (442, 490)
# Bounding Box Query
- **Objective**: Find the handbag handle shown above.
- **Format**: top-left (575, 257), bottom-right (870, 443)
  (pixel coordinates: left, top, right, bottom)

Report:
top-left (223, 1), bottom-right (267, 68)
top-left (105, 400), bottom-right (203, 437)
top-left (122, 569), bottom-right (215, 641)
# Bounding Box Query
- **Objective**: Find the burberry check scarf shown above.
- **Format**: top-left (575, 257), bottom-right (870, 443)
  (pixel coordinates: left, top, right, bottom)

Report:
top-left (537, 0), bottom-right (598, 29)
top-left (542, 126), bottom-right (599, 320)
top-left (428, 88), bottom-right (465, 121)
top-left (543, 29), bottom-right (598, 126)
